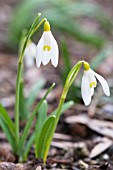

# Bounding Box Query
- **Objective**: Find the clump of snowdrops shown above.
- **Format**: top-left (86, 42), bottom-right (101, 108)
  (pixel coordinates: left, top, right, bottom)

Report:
top-left (0, 13), bottom-right (110, 163)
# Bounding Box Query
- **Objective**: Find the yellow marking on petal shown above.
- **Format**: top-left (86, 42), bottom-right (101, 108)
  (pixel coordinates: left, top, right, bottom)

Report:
top-left (90, 82), bottom-right (96, 88)
top-left (43, 45), bottom-right (51, 51)
top-left (44, 21), bottom-right (50, 32)
top-left (83, 61), bottom-right (90, 71)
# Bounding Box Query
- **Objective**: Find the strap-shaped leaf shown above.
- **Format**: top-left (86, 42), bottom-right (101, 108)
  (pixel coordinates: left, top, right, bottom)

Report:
top-left (19, 80), bottom-right (29, 120)
top-left (18, 83), bottom-right (55, 156)
top-left (23, 133), bottom-right (35, 161)
top-left (21, 100), bottom-right (48, 161)
top-left (35, 100), bottom-right (48, 144)
top-left (37, 115), bottom-right (56, 162)
top-left (0, 104), bottom-right (15, 137)
top-left (0, 116), bottom-right (15, 152)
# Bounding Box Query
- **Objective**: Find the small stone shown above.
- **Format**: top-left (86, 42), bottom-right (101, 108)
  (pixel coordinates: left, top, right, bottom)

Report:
top-left (102, 154), bottom-right (109, 160)
top-left (35, 166), bottom-right (42, 170)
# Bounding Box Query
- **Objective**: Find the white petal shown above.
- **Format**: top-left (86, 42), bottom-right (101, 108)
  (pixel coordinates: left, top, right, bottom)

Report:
top-left (36, 34), bottom-right (44, 67)
top-left (42, 51), bottom-right (50, 65)
top-left (81, 72), bottom-right (92, 106)
top-left (36, 31), bottom-right (59, 67)
top-left (49, 32), bottom-right (59, 67)
top-left (24, 48), bottom-right (34, 67)
top-left (90, 87), bottom-right (94, 96)
top-left (24, 53), bottom-right (34, 67)
top-left (29, 42), bottom-right (37, 58)
top-left (91, 69), bottom-right (110, 96)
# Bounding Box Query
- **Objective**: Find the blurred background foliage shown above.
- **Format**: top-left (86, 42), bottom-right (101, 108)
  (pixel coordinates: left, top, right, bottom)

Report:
top-left (8, 0), bottom-right (113, 102)
top-left (9, 0), bottom-right (113, 48)
top-left (8, 0), bottom-right (113, 68)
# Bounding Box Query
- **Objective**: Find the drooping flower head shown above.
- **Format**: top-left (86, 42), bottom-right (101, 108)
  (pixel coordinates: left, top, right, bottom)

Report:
top-left (24, 40), bottom-right (36, 67)
top-left (36, 21), bottom-right (59, 67)
top-left (81, 61), bottom-right (110, 106)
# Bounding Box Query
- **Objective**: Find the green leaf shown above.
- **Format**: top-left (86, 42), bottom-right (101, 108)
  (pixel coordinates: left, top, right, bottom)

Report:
top-left (27, 78), bottom-right (46, 108)
top-left (21, 100), bottom-right (48, 161)
top-left (35, 100), bottom-right (48, 144)
top-left (50, 101), bottom-right (74, 117)
top-left (0, 104), bottom-right (15, 137)
top-left (37, 115), bottom-right (56, 162)
top-left (22, 133), bottom-right (35, 161)
top-left (19, 80), bottom-right (29, 120)
top-left (0, 116), bottom-right (15, 152)
top-left (17, 83), bottom-right (55, 156)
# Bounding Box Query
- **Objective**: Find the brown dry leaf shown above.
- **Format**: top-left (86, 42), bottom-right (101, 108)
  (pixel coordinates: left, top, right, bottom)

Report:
top-left (65, 115), bottom-right (113, 139)
top-left (53, 133), bottom-right (72, 141)
top-left (89, 138), bottom-right (113, 158)
top-left (51, 141), bottom-right (73, 149)
top-left (51, 141), bottom-right (88, 151)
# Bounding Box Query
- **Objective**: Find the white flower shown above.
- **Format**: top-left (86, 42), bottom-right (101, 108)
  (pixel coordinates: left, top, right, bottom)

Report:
top-left (24, 40), bottom-right (36, 67)
top-left (81, 62), bottom-right (110, 106)
top-left (36, 21), bottom-right (59, 67)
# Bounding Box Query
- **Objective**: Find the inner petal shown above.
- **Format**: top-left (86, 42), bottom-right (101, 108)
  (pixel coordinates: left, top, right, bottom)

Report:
top-left (43, 45), bottom-right (51, 51)
top-left (90, 82), bottom-right (97, 88)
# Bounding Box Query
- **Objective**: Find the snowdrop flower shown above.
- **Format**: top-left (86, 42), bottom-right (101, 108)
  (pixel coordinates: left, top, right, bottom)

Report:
top-left (81, 61), bottom-right (110, 106)
top-left (24, 40), bottom-right (36, 67)
top-left (36, 21), bottom-right (59, 67)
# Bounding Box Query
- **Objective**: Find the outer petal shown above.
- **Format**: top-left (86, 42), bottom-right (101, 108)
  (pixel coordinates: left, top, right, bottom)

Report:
top-left (81, 71), bottom-right (92, 106)
top-left (36, 34), bottom-right (44, 67)
top-left (24, 42), bottom-right (36, 67)
top-left (24, 52), bottom-right (34, 67)
top-left (29, 42), bottom-right (37, 58)
top-left (91, 69), bottom-right (110, 96)
top-left (49, 32), bottom-right (59, 67)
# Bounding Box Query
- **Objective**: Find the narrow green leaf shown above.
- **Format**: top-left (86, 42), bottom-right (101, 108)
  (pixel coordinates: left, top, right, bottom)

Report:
top-left (22, 133), bottom-right (35, 161)
top-left (35, 100), bottom-right (48, 144)
top-left (37, 115), bottom-right (56, 162)
top-left (18, 83), bottom-right (55, 156)
top-left (50, 101), bottom-right (74, 117)
top-left (19, 80), bottom-right (29, 120)
top-left (0, 104), bottom-right (15, 137)
top-left (0, 116), bottom-right (15, 152)
top-left (22, 100), bottom-right (48, 161)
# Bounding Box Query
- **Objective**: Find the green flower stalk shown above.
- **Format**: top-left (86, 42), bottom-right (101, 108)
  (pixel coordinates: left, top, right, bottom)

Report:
top-left (14, 13), bottom-right (46, 151)
top-left (35, 60), bottom-right (110, 163)
top-left (36, 61), bottom-right (83, 162)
